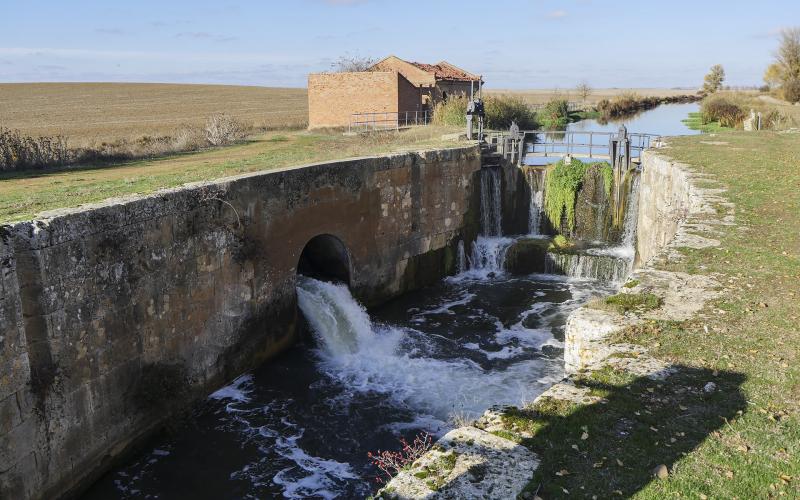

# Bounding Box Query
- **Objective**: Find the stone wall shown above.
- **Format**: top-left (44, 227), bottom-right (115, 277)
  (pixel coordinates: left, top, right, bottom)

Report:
top-left (635, 151), bottom-right (694, 266)
top-left (0, 146), bottom-right (481, 500)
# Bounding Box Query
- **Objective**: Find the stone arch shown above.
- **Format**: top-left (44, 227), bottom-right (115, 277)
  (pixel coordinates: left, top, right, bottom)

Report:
top-left (297, 234), bottom-right (352, 285)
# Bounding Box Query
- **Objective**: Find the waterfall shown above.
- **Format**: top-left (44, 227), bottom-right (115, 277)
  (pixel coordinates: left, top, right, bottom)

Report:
top-left (480, 167), bottom-right (502, 237)
top-left (295, 276), bottom-right (557, 420)
top-left (542, 171), bottom-right (641, 282)
top-left (456, 240), bottom-right (466, 274)
top-left (467, 236), bottom-right (514, 277)
top-left (620, 173), bottom-right (641, 250)
top-left (296, 276), bottom-right (375, 358)
top-left (544, 251), bottom-right (632, 282)
top-left (526, 168), bottom-right (546, 236)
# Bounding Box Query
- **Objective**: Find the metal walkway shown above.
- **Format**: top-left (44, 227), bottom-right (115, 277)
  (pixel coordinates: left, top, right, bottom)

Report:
top-left (487, 128), bottom-right (662, 170)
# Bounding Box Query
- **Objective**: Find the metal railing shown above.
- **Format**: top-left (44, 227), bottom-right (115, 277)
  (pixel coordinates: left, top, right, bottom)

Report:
top-left (348, 110), bottom-right (432, 133)
top-left (522, 131), bottom-right (659, 159)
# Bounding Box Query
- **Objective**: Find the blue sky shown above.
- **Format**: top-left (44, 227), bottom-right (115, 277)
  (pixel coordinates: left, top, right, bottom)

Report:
top-left (1, 0), bottom-right (797, 89)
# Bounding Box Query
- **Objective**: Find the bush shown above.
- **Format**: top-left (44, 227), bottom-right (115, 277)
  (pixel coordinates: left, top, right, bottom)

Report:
top-left (432, 95), bottom-right (468, 127)
top-left (782, 78), bottom-right (800, 103)
top-left (0, 128), bottom-right (70, 171)
top-left (432, 95), bottom-right (537, 130)
top-left (538, 99), bottom-right (570, 128)
top-left (205, 113), bottom-right (247, 146)
top-left (701, 96), bottom-right (746, 127)
top-left (484, 95), bottom-right (537, 129)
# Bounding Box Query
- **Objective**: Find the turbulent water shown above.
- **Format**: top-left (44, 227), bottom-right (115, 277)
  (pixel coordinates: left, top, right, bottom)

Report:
top-left (81, 163), bottom-right (637, 500)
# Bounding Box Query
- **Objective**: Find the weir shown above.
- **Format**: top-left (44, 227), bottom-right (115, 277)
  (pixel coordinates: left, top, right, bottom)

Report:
top-left (2, 133), bottom-right (652, 499)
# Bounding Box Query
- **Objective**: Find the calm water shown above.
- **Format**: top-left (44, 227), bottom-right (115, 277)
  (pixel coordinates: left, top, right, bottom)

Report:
top-left (568, 102), bottom-right (700, 136)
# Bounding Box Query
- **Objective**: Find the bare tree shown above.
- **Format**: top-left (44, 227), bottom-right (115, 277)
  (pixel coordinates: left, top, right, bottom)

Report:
top-left (702, 64), bottom-right (725, 95)
top-left (330, 54), bottom-right (377, 73)
top-left (575, 80), bottom-right (592, 102)
top-left (775, 28), bottom-right (800, 82)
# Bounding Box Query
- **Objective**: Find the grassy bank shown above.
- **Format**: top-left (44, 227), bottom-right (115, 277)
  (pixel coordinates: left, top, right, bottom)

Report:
top-left (0, 127), bottom-right (459, 223)
top-left (490, 131), bottom-right (800, 498)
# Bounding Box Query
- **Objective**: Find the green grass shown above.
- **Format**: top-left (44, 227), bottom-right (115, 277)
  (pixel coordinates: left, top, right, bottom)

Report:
top-left (497, 131), bottom-right (800, 498)
top-left (598, 292), bottom-right (663, 314)
top-left (682, 112), bottom-right (731, 133)
top-left (0, 127), bottom-right (459, 223)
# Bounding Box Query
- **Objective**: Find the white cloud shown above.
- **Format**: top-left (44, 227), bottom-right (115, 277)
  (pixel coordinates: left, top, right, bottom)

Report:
top-left (547, 10), bottom-right (567, 19)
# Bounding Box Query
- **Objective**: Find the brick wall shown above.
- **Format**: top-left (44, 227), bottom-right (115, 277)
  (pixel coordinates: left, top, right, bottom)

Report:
top-left (308, 72), bottom-right (401, 129)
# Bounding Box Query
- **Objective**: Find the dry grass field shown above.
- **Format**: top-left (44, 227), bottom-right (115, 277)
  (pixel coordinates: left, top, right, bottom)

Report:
top-left (0, 82), bottom-right (308, 145)
top-left (486, 87), bottom-right (698, 105)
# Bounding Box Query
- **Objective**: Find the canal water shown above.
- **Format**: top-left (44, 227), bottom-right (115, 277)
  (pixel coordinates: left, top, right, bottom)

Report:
top-left (569, 102), bottom-right (701, 136)
top-left (81, 103), bottom-right (688, 499)
top-left (525, 102), bottom-right (701, 166)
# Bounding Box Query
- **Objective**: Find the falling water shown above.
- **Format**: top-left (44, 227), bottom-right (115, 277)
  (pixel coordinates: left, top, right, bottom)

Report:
top-left (456, 240), bottom-right (466, 274)
top-left (526, 168), bottom-right (546, 236)
top-left (295, 276), bottom-right (563, 419)
top-left (463, 167), bottom-right (512, 276)
top-left (480, 167), bottom-right (503, 237)
top-left (544, 251), bottom-right (632, 282)
top-left (543, 170), bottom-right (641, 282)
top-left (620, 172), bottom-right (641, 249)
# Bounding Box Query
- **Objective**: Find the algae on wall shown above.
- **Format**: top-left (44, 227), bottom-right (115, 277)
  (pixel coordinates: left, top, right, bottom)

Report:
top-left (543, 158), bottom-right (616, 241)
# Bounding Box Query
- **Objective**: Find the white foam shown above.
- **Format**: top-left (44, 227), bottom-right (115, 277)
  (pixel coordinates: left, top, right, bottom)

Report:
top-left (209, 374), bottom-right (253, 403)
top-left (297, 276), bottom-right (559, 420)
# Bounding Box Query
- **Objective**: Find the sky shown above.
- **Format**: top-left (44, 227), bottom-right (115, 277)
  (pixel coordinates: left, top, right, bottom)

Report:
top-left (1, 0), bottom-right (798, 89)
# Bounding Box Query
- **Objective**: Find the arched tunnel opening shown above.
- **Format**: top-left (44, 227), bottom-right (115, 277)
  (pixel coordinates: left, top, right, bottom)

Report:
top-left (297, 234), bottom-right (351, 285)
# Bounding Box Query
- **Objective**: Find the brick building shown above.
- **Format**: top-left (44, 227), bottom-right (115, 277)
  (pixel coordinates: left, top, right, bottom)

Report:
top-left (307, 55), bottom-right (481, 129)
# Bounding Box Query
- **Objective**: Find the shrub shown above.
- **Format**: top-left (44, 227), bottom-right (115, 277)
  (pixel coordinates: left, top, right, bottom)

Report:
top-left (538, 99), bottom-right (570, 128)
top-left (432, 95), bottom-right (468, 127)
top-left (0, 128), bottom-right (70, 171)
top-left (701, 96), bottom-right (745, 127)
top-left (782, 78), bottom-right (800, 103)
top-left (433, 95), bottom-right (537, 130)
top-left (205, 113), bottom-right (247, 146)
top-left (484, 95), bottom-right (537, 129)
top-left (368, 432), bottom-right (433, 483)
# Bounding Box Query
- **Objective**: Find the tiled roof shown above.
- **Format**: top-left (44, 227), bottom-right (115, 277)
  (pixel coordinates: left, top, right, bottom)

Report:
top-left (409, 61), bottom-right (481, 82)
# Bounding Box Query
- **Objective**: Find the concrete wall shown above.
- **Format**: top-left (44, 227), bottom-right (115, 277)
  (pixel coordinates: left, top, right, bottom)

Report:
top-left (0, 146), bottom-right (481, 500)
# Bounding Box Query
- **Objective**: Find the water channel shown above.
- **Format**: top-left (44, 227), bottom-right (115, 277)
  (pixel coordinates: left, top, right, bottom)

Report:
top-left (82, 102), bottom-right (698, 499)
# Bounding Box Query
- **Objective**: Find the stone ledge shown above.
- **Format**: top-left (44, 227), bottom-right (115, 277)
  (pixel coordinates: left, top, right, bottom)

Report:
top-left (379, 426), bottom-right (538, 499)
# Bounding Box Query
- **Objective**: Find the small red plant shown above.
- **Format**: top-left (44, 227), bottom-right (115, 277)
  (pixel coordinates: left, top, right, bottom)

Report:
top-left (368, 432), bottom-right (433, 483)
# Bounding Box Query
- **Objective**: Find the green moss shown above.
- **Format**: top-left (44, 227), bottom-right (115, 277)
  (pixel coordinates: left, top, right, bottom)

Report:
top-left (602, 292), bottom-right (663, 314)
top-left (544, 157), bottom-right (588, 231)
top-left (531, 396), bottom-right (577, 417)
top-left (489, 429), bottom-right (522, 443)
top-left (599, 162), bottom-right (614, 200)
top-left (623, 279), bottom-right (640, 288)
top-left (413, 470), bottom-right (429, 479)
